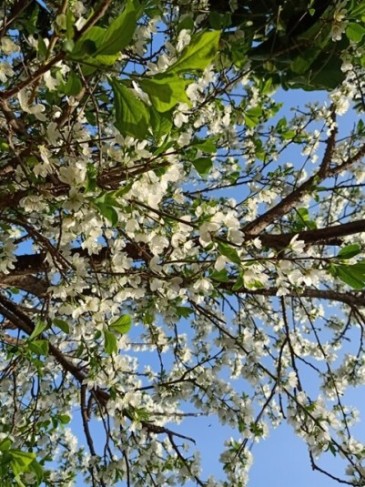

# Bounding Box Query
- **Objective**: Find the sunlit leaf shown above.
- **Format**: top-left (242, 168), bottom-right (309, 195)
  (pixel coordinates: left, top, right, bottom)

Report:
top-left (29, 321), bottom-right (48, 340)
top-left (217, 242), bottom-right (241, 265)
top-left (337, 243), bottom-right (362, 259)
top-left (168, 31), bottom-right (220, 73)
top-left (104, 330), bottom-right (118, 355)
top-left (111, 79), bottom-right (150, 139)
top-left (139, 75), bottom-right (192, 112)
top-left (110, 314), bottom-right (132, 334)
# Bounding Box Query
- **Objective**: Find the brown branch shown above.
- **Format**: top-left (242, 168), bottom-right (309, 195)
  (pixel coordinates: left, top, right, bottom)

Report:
top-left (3, 216), bottom-right (365, 297)
top-left (242, 124), bottom-right (365, 238)
top-left (0, 275), bottom-right (48, 297)
top-left (228, 285), bottom-right (365, 308)
top-left (258, 219), bottom-right (365, 249)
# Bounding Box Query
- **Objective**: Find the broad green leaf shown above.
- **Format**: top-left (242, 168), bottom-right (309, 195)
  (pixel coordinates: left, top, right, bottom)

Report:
top-left (10, 450), bottom-right (36, 472)
top-left (28, 340), bottom-right (49, 356)
top-left (114, 182), bottom-right (134, 198)
top-left (70, 0), bottom-right (141, 72)
top-left (346, 23), bottom-right (365, 43)
top-left (111, 79), bottom-right (150, 139)
top-left (53, 319), bottom-right (70, 334)
top-left (94, 202), bottom-right (118, 226)
top-left (104, 330), bottom-right (118, 355)
top-left (168, 31), bottom-right (220, 73)
top-left (302, 53), bottom-right (345, 90)
top-left (244, 107), bottom-right (262, 128)
top-left (59, 414), bottom-right (71, 424)
top-left (191, 137), bottom-right (217, 153)
top-left (337, 244), bottom-right (362, 259)
top-left (336, 266), bottom-right (365, 289)
top-left (176, 306), bottom-right (194, 318)
top-left (331, 262), bottom-right (365, 289)
top-left (72, 26), bottom-right (105, 58)
top-left (94, 191), bottom-right (119, 207)
top-left (29, 320), bottom-right (47, 340)
top-left (210, 269), bottom-right (230, 282)
top-left (95, 0), bottom-right (141, 56)
top-left (65, 8), bottom-right (74, 42)
top-left (217, 242), bottom-right (241, 265)
top-left (232, 273), bottom-right (244, 291)
top-left (192, 158), bottom-right (213, 177)
top-left (110, 314), bottom-right (132, 334)
top-left (150, 108), bottom-right (173, 142)
top-left (63, 72), bottom-right (82, 96)
top-left (139, 75), bottom-right (192, 112)
top-left (0, 438), bottom-right (12, 452)
top-left (71, 27), bottom-right (119, 73)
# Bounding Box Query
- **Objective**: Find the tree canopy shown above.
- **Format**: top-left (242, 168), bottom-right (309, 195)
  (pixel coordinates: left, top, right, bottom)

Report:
top-left (0, 0), bottom-right (365, 485)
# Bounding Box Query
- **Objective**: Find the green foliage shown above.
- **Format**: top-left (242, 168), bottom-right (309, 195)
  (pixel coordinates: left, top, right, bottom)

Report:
top-left (217, 242), bottom-right (241, 265)
top-left (29, 321), bottom-right (48, 340)
top-left (337, 244), bottom-right (362, 259)
top-left (71, 0), bottom-right (142, 69)
top-left (192, 158), bottom-right (213, 177)
top-left (168, 31), bottom-right (221, 73)
top-left (110, 314), bottom-right (132, 334)
top-left (0, 441), bottom-right (44, 487)
top-left (111, 79), bottom-right (151, 139)
top-left (330, 262), bottom-right (365, 289)
top-left (139, 74), bottom-right (192, 112)
top-left (104, 329), bottom-right (118, 355)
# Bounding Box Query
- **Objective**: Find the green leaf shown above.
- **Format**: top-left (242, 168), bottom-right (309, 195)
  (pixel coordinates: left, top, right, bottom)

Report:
top-left (176, 306), bottom-right (194, 318)
top-left (53, 319), bottom-right (70, 334)
top-left (70, 0), bottom-right (141, 72)
top-left (110, 314), bottom-right (132, 334)
top-left (168, 31), bottom-right (220, 73)
top-left (63, 72), bottom-right (82, 96)
top-left (150, 108), bottom-right (173, 142)
top-left (28, 340), bottom-right (49, 356)
top-left (331, 262), bottom-right (365, 289)
top-left (139, 74), bottom-right (192, 112)
top-left (210, 269), bottom-right (230, 282)
top-left (192, 158), bottom-right (213, 177)
top-left (111, 79), bottom-right (150, 139)
top-left (290, 55), bottom-right (312, 74)
top-left (346, 22), bottom-right (365, 43)
top-left (244, 107), bottom-right (262, 128)
top-left (104, 330), bottom-right (118, 355)
top-left (217, 242), bottom-right (241, 265)
top-left (191, 137), bottom-right (217, 153)
top-left (72, 27), bottom-right (104, 58)
top-left (0, 438), bottom-right (12, 452)
top-left (95, 0), bottom-right (141, 56)
top-left (10, 450), bottom-right (36, 473)
top-left (350, 2), bottom-right (365, 17)
top-left (58, 414), bottom-right (71, 424)
top-left (29, 320), bottom-right (48, 340)
top-left (337, 244), bottom-right (362, 259)
top-left (294, 207), bottom-right (317, 231)
top-left (94, 202), bottom-right (118, 225)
